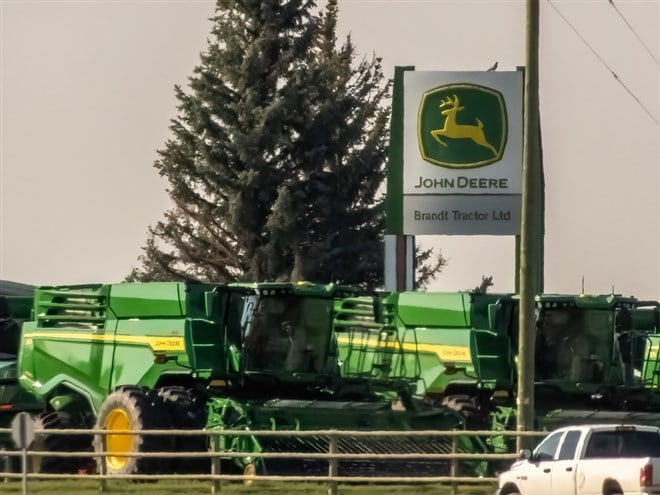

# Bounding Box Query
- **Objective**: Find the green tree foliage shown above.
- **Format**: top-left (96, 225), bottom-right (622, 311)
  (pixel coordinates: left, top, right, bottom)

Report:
top-left (415, 245), bottom-right (447, 290)
top-left (129, 0), bottom-right (444, 288)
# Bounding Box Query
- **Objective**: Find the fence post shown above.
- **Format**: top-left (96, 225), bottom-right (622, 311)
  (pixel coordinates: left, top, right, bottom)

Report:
top-left (20, 447), bottom-right (27, 495)
top-left (98, 431), bottom-right (107, 492)
top-left (210, 434), bottom-right (221, 494)
top-left (327, 434), bottom-right (338, 495)
top-left (1, 447), bottom-right (8, 483)
top-left (450, 431), bottom-right (457, 495)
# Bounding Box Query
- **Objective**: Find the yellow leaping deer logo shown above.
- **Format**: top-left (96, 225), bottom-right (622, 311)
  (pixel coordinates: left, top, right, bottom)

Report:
top-left (430, 94), bottom-right (498, 156)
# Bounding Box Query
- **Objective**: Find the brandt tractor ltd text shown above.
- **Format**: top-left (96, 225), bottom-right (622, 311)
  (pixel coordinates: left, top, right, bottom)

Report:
top-left (414, 209), bottom-right (511, 221)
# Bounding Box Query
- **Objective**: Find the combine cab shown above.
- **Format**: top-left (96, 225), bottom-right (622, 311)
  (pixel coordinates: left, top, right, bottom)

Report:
top-left (18, 281), bottom-right (482, 477)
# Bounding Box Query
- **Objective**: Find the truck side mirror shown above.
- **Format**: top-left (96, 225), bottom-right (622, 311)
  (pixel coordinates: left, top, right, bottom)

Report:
top-left (519, 448), bottom-right (532, 460)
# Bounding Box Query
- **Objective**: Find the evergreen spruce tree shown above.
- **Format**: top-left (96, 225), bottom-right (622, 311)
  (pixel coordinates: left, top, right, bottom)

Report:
top-left (129, 0), bottom-right (444, 288)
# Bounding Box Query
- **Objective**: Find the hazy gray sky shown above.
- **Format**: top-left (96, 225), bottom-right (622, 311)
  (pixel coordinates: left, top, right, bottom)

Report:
top-left (1, 0), bottom-right (659, 299)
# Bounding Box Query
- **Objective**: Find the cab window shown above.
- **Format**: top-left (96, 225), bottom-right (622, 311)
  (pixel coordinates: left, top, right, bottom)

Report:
top-left (558, 430), bottom-right (581, 460)
top-left (534, 431), bottom-right (563, 461)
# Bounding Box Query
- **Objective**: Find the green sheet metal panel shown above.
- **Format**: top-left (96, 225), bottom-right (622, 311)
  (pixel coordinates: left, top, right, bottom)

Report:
top-left (470, 329), bottom-right (513, 388)
top-left (108, 282), bottom-right (185, 318)
top-left (470, 293), bottom-right (515, 331)
top-left (394, 291), bottom-right (470, 328)
top-left (109, 317), bottom-right (189, 390)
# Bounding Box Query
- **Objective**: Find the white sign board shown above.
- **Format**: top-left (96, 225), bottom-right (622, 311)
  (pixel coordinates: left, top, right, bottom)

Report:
top-left (400, 70), bottom-right (523, 235)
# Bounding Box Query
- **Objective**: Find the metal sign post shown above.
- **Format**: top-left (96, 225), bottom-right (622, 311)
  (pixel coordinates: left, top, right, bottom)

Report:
top-left (11, 412), bottom-right (35, 495)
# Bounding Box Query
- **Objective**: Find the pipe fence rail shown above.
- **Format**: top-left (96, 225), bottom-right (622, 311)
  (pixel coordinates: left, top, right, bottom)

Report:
top-left (0, 427), bottom-right (546, 494)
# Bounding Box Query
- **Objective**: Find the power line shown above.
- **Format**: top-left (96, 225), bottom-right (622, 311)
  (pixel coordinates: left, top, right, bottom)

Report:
top-left (608, 0), bottom-right (660, 68)
top-left (546, 0), bottom-right (659, 126)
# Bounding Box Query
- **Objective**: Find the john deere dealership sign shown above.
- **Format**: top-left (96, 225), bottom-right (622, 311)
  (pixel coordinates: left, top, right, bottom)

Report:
top-left (387, 69), bottom-right (523, 235)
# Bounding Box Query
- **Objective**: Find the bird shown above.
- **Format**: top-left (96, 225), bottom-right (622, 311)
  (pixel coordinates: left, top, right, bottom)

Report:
top-left (486, 61), bottom-right (498, 71)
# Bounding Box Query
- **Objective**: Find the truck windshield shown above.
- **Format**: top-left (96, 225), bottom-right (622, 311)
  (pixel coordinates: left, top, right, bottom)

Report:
top-left (536, 307), bottom-right (612, 383)
top-left (243, 296), bottom-right (333, 373)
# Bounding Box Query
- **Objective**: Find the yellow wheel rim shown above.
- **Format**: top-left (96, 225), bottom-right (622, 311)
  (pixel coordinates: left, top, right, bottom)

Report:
top-left (104, 408), bottom-right (132, 470)
top-left (243, 463), bottom-right (257, 485)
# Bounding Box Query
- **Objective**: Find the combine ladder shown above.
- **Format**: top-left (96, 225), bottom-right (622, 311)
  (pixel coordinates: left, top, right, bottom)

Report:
top-left (641, 335), bottom-right (660, 389)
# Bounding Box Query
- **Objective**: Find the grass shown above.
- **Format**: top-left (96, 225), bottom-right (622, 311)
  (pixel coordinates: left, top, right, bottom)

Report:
top-left (0, 479), bottom-right (499, 494)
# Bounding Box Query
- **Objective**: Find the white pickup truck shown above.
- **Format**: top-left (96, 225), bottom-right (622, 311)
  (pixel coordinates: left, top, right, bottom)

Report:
top-left (497, 424), bottom-right (660, 495)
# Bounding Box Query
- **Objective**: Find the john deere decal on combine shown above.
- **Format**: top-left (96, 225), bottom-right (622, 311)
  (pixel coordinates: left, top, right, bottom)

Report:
top-left (17, 281), bottom-right (486, 477)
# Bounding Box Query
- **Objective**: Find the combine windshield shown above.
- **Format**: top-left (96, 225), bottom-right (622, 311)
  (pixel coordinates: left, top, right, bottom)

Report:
top-left (536, 307), bottom-right (612, 383)
top-left (243, 296), bottom-right (334, 374)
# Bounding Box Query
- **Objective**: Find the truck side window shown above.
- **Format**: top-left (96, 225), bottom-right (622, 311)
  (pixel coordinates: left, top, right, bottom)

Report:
top-left (534, 431), bottom-right (563, 461)
top-left (585, 432), bottom-right (616, 458)
top-left (618, 431), bottom-right (660, 457)
top-left (558, 430), bottom-right (581, 460)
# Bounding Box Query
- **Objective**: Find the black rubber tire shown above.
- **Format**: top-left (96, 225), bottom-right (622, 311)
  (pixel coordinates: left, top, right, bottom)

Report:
top-left (93, 386), bottom-right (170, 476)
top-left (155, 386), bottom-right (207, 473)
top-left (31, 410), bottom-right (93, 473)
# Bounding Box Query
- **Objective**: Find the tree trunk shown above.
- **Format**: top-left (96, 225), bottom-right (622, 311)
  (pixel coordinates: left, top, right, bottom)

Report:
top-left (290, 249), bottom-right (304, 282)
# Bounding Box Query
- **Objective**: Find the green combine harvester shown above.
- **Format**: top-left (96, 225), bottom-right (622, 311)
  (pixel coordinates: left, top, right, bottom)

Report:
top-left (0, 282), bottom-right (45, 469)
top-left (334, 291), bottom-right (660, 453)
top-left (15, 281), bottom-right (484, 477)
top-left (524, 293), bottom-right (660, 429)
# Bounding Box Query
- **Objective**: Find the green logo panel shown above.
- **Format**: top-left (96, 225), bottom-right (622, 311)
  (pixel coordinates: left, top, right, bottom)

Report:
top-left (417, 83), bottom-right (507, 169)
